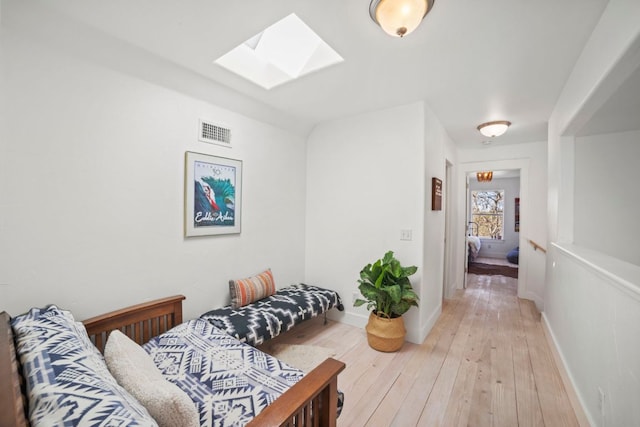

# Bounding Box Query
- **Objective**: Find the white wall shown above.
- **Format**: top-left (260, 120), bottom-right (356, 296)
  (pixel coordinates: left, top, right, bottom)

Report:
top-left (422, 103), bottom-right (458, 336)
top-left (0, 10), bottom-right (308, 321)
top-left (305, 102), bottom-right (427, 344)
top-left (545, 245), bottom-right (640, 427)
top-left (545, 1), bottom-right (640, 425)
top-left (468, 177), bottom-right (520, 260)
top-left (574, 130), bottom-right (640, 266)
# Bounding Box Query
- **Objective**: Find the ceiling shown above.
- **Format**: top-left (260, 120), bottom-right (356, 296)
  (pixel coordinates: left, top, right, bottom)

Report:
top-left (4, 0), bottom-right (612, 148)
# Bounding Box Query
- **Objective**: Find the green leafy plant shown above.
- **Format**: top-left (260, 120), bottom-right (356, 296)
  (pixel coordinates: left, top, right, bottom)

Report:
top-left (354, 251), bottom-right (419, 318)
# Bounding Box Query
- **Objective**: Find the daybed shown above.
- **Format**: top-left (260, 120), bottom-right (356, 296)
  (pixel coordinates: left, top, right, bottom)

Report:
top-left (0, 295), bottom-right (345, 427)
top-left (201, 283), bottom-right (344, 346)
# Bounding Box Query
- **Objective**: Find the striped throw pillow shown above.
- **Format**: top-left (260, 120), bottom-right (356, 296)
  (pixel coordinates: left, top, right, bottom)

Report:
top-left (229, 269), bottom-right (276, 308)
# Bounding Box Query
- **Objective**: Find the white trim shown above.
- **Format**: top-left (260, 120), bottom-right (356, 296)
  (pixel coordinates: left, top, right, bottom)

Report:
top-left (327, 310), bottom-right (367, 329)
top-left (552, 242), bottom-right (640, 302)
top-left (541, 313), bottom-right (593, 427)
top-left (419, 304), bottom-right (442, 343)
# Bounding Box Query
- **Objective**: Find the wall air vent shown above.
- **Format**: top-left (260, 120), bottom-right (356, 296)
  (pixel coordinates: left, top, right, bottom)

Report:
top-left (199, 119), bottom-right (231, 147)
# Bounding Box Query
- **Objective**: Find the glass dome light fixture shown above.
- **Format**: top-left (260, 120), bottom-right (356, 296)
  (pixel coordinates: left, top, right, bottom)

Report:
top-left (477, 120), bottom-right (511, 138)
top-left (369, 0), bottom-right (435, 38)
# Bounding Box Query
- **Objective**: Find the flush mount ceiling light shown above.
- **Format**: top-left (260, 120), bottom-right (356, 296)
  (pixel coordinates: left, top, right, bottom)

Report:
top-left (477, 171), bottom-right (493, 182)
top-left (369, 0), bottom-right (435, 38)
top-left (477, 120), bottom-right (511, 138)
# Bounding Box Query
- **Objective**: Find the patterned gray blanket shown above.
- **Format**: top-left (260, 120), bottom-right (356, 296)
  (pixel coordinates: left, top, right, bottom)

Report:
top-left (200, 283), bottom-right (344, 346)
top-left (143, 318), bottom-right (304, 426)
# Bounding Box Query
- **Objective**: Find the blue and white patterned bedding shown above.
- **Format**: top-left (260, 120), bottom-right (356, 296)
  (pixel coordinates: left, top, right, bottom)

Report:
top-left (11, 306), bottom-right (157, 427)
top-left (200, 283), bottom-right (344, 346)
top-left (143, 318), bottom-right (305, 427)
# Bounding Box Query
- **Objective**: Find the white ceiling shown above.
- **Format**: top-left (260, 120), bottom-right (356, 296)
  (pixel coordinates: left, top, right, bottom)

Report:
top-left (5, 0), bottom-right (612, 148)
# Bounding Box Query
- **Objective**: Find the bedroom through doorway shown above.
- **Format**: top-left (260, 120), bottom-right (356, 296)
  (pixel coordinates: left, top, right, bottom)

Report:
top-left (465, 169), bottom-right (520, 284)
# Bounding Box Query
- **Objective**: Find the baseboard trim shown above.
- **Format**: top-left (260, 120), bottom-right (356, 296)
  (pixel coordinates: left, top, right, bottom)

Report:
top-left (327, 310), bottom-right (367, 329)
top-left (419, 304), bottom-right (441, 343)
top-left (520, 291), bottom-right (543, 312)
top-left (541, 313), bottom-right (593, 427)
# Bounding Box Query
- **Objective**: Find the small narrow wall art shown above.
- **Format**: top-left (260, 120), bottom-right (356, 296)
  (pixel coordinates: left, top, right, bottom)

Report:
top-left (432, 177), bottom-right (442, 211)
top-left (184, 151), bottom-right (242, 236)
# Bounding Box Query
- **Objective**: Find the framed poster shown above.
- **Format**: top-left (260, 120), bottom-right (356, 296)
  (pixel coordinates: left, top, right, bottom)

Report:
top-left (515, 197), bottom-right (520, 232)
top-left (184, 151), bottom-right (242, 236)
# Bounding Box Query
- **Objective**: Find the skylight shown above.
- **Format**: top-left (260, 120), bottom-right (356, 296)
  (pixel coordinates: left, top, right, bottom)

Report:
top-left (215, 13), bottom-right (344, 90)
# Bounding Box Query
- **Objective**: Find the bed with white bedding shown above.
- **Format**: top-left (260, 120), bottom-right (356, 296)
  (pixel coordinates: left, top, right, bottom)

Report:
top-left (467, 235), bottom-right (481, 262)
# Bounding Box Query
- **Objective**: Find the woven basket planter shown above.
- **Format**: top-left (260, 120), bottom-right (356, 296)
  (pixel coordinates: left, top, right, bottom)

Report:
top-left (365, 312), bottom-right (406, 352)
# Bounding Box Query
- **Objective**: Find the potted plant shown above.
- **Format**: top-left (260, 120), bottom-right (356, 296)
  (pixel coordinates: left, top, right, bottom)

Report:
top-left (354, 251), bottom-right (419, 352)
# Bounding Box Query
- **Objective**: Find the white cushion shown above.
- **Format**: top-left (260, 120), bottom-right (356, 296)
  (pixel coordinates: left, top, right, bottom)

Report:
top-left (104, 330), bottom-right (199, 427)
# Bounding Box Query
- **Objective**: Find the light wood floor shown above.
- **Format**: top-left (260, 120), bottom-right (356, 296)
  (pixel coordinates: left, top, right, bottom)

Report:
top-left (260, 274), bottom-right (580, 426)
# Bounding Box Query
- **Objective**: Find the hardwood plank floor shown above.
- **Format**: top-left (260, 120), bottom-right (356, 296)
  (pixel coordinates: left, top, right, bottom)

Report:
top-left (259, 274), bottom-right (580, 426)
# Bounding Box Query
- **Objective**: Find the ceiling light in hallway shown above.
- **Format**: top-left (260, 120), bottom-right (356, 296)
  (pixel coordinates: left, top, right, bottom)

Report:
top-left (477, 120), bottom-right (511, 138)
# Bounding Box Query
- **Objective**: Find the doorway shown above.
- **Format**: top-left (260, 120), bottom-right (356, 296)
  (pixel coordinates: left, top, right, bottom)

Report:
top-left (457, 160), bottom-right (529, 299)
